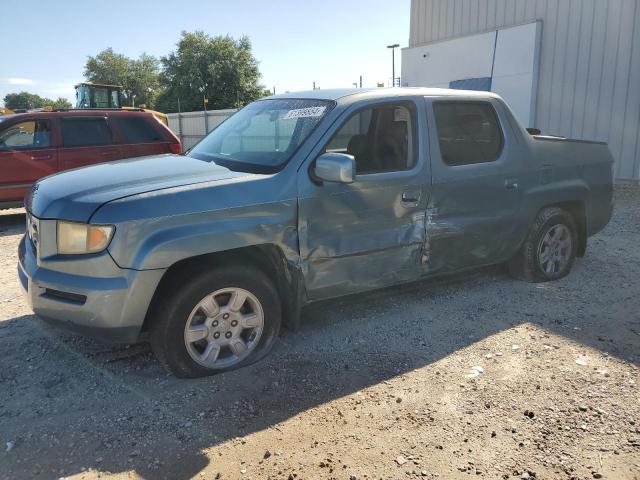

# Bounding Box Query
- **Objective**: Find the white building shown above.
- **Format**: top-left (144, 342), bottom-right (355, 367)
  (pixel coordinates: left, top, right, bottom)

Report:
top-left (402, 0), bottom-right (640, 180)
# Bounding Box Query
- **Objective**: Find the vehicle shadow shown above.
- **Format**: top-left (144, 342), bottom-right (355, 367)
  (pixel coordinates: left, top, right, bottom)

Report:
top-left (1, 254), bottom-right (638, 479)
top-left (0, 209), bottom-right (25, 238)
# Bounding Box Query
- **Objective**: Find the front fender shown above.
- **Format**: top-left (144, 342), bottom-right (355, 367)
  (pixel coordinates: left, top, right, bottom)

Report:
top-left (106, 201), bottom-right (300, 271)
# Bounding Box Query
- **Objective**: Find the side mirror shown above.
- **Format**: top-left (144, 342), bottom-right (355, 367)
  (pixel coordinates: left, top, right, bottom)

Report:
top-left (526, 127), bottom-right (541, 135)
top-left (314, 152), bottom-right (355, 183)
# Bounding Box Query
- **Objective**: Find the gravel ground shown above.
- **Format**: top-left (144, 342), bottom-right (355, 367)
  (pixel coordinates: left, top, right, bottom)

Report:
top-left (0, 186), bottom-right (639, 480)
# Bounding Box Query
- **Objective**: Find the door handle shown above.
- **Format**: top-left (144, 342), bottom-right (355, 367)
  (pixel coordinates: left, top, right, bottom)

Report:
top-left (504, 177), bottom-right (519, 190)
top-left (31, 154), bottom-right (52, 160)
top-left (401, 190), bottom-right (422, 207)
top-left (101, 149), bottom-right (118, 155)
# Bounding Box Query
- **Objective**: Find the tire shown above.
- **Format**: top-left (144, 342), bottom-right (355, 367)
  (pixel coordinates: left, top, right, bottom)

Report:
top-left (508, 207), bottom-right (577, 282)
top-left (149, 264), bottom-right (281, 378)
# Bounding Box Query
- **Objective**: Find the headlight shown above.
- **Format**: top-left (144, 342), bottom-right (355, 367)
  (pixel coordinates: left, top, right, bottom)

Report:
top-left (57, 221), bottom-right (115, 255)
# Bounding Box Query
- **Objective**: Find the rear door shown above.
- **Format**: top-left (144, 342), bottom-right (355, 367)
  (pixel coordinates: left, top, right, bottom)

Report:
top-left (110, 114), bottom-right (175, 158)
top-left (59, 116), bottom-right (123, 171)
top-left (0, 118), bottom-right (58, 204)
top-left (424, 98), bottom-right (524, 273)
top-left (298, 98), bottom-right (430, 299)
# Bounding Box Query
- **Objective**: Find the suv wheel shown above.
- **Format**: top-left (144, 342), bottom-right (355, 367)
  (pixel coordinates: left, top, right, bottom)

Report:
top-left (150, 264), bottom-right (281, 378)
top-left (508, 207), bottom-right (577, 282)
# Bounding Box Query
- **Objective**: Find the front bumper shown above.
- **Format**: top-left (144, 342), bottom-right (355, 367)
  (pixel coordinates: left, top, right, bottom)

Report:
top-left (18, 235), bottom-right (166, 344)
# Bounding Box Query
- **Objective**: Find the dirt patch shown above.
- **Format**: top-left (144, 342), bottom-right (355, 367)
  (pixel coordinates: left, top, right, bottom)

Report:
top-left (0, 187), bottom-right (639, 480)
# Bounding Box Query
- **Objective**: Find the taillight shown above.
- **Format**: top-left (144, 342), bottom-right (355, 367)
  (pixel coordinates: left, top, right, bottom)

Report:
top-left (169, 142), bottom-right (182, 154)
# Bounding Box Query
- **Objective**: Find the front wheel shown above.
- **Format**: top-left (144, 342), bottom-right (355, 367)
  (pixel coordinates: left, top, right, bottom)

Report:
top-left (149, 265), bottom-right (281, 378)
top-left (508, 207), bottom-right (577, 282)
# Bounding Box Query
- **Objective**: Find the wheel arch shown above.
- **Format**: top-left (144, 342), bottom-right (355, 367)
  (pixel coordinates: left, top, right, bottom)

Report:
top-left (140, 244), bottom-right (303, 336)
top-left (536, 201), bottom-right (587, 257)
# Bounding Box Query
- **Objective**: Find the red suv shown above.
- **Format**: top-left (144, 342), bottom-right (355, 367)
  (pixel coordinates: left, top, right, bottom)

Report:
top-left (0, 109), bottom-right (181, 208)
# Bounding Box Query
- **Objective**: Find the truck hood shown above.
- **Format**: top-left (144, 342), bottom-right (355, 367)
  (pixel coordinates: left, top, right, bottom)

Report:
top-left (27, 154), bottom-right (253, 221)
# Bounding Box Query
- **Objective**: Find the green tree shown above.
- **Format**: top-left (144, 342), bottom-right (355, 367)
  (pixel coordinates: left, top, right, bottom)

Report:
top-left (4, 91), bottom-right (46, 110)
top-left (156, 31), bottom-right (270, 113)
top-left (51, 97), bottom-right (72, 110)
top-left (127, 53), bottom-right (161, 107)
top-left (3, 92), bottom-right (71, 110)
top-left (84, 48), bottom-right (160, 107)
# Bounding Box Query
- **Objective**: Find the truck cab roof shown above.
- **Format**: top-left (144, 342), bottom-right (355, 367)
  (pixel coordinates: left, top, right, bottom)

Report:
top-left (269, 87), bottom-right (501, 103)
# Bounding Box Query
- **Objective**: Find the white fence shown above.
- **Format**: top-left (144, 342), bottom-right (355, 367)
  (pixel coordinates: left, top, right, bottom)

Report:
top-left (167, 109), bottom-right (237, 150)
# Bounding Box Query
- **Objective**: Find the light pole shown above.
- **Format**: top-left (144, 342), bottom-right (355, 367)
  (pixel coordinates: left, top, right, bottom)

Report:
top-left (199, 83), bottom-right (209, 132)
top-left (198, 84), bottom-right (208, 112)
top-left (387, 43), bottom-right (400, 87)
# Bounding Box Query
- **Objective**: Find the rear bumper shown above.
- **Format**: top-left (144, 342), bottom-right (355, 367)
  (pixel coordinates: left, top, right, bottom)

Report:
top-left (18, 235), bottom-right (165, 344)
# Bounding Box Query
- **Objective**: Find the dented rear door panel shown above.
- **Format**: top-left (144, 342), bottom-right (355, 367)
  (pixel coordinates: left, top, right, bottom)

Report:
top-left (422, 97), bottom-right (527, 274)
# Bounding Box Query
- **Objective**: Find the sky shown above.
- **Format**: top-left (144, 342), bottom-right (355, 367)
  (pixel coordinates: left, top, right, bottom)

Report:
top-left (0, 0), bottom-right (410, 107)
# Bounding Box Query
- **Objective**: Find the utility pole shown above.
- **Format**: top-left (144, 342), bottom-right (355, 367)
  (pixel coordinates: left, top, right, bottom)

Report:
top-left (177, 96), bottom-right (183, 146)
top-left (387, 43), bottom-right (400, 87)
top-left (313, 81), bottom-right (316, 90)
top-left (359, 75), bottom-right (362, 88)
top-left (199, 83), bottom-right (209, 132)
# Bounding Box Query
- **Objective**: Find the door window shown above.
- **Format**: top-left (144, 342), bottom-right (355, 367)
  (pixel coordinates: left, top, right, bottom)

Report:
top-left (325, 103), bottom-right (416, 174)
top-left (112, 116), bottom-right (163, 143)
top-left (61, 117), bottom-right (112, 147)
top-left (93, 89), bottom-right (110, 108)
top-left (433, 102), bottom-right (503, 166)
top-left (0, 120), bottom-right (51, 149)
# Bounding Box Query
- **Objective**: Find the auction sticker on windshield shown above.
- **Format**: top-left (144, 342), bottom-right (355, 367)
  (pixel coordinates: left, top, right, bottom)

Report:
top-left (283, 106), bottom-right (326, 119)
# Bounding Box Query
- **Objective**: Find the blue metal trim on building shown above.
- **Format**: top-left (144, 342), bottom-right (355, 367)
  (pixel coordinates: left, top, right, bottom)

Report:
top-left (448, 77), bottom-right (492, 91)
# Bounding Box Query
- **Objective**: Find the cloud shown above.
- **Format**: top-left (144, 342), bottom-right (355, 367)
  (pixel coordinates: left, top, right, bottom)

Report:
top-left (7, 78), bottom-right (37, 85)
top-left (42, 84), bottom-right (76, 96)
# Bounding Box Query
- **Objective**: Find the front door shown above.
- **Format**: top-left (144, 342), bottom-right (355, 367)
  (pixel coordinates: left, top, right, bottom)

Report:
top-left (59, 116), bottom-right (122, 171)
top-left (298, 99), bottom-right (430, 300)
top-left (0, 118), bottom-right (58, 204)
top-left (424, 98), bottom-right (524, 273)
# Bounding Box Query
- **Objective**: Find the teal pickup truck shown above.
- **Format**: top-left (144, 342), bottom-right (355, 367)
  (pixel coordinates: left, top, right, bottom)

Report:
top-left (19, 88), bottom-right (614, 377)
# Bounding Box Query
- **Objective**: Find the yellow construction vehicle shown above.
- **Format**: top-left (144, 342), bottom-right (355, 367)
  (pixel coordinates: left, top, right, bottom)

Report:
top-left (0, 107), bottom-right (15, 116)
top-left (74, 82), bottom-right (168, 125)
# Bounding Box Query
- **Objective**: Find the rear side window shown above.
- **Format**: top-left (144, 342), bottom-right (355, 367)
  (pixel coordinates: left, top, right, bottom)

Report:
top-left (61, 117), bottom-right (112, 147)
top-left (112, 116), bottom-right (164, 143)
top-left (325, 103), bottom-right (416, 174)
top-left (433, 102), bottom-right (503, 166)
top-left (0, 120), bottom-right (51, 149)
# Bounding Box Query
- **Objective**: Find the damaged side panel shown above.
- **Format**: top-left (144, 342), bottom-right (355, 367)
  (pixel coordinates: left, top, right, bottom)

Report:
top-left (299, 193), bottom-right (427, 298)
top-left (421, 96), bottom-right (527, 274)
top-left (98, 174), bottom-right (302, 272)
top-left (296, 96), bottom-right (431, 300)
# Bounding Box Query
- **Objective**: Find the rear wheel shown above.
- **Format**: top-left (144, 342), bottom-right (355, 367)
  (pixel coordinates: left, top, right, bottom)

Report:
top-left (150, 265), bottom-right (281, 378)
top-left (508, 207), bottom-right (577, 282)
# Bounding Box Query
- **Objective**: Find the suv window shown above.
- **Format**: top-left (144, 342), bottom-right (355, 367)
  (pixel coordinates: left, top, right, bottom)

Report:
top-left (325, 103), bottom-right (415, 174)
top-left (61, 117), bottom-right (112, 147)
top-left (112, 116), bottom-right (164, 143)
top-left (433, 102), bottom-right (503, 166)
top-left (0, 120), bottom-right (51, 149)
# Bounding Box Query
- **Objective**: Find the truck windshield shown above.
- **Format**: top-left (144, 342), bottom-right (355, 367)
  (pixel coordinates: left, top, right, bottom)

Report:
top-left (188, 99), bottom-right (333, 173)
